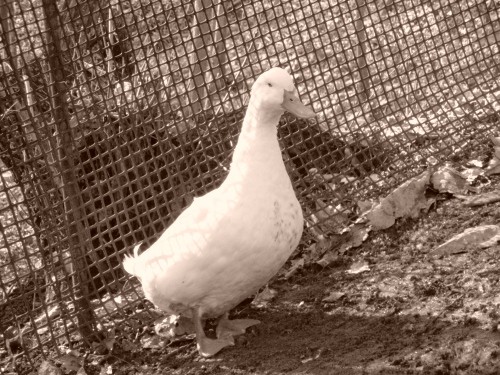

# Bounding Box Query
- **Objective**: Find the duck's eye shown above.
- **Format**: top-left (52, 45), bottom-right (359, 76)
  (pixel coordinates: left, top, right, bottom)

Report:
top-left (267, 83), bottom-right (273, 87)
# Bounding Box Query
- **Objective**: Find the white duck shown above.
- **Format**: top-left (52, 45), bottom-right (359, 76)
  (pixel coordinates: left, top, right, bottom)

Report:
top-left (123, 67), bottom-right (315, 357)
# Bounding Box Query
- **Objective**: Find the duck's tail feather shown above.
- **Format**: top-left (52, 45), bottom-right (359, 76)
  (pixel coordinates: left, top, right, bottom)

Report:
top-left (123, 243), bottom-right (142, 278)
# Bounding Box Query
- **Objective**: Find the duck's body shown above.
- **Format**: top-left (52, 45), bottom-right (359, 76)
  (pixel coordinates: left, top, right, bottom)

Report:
top-left (123, 67), bottom-right (315, 357)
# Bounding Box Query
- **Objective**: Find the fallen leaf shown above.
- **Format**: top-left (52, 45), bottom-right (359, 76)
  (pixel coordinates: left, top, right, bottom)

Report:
top-left (120, 339), bottom-right (139, 352)
top-left (102, 329), bottom-right (116, 352)
top-left (300, 346), bottom-right (326, 363)
top-left (485, 137), bottom-right (500, 175)
top-left (55, 354), bottom-right (82, 373)
top-left (322, 291), bottom-right (346, 302)
top-left (154, 315), bottom-right (194, 338)
top-left (461, 167), bottom-right (483, 183)
top-left (99, 365), bottom-right (113, 375)
top-left (282, 258), bottom-right (305, 279)
top-left (35, 306), bottom-right (61, 335)
top-left (365, 171), bottom-right (431, 230)
top-left (462, 191), bottom-right (500, 207)
top-left (479, 233), bottom-right (500, 248)
top-left (347, 261), bottom-right (370, 274)
top-left (87, 353), bottom-right (108, 366)
top-left (316, 251), bottom-right (341, 267)
top-left (486, 161), bottom-right (500, 176)
top-left (339, 223), bottom-right (371, 253)
top-left (38, 360), bottom-right (63, 375)
top-left (140, 334), bottom-right (168, 349)
top-left (431, 165), bottom-right (470, 195)
top-left (467, 159), bottom-right (484, 168)
top-left (357, 200), bottom-right (375, 214)
top-left (430, 225), bottom-right (500, 256)
top-left (252, 285), bottom-right (278, 308)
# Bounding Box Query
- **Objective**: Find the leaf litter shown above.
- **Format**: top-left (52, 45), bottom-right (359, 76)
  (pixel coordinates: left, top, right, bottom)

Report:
top-left (131, 134), bottom-right (500, 374)
top-left (17, 138), bottom-right (500, 375)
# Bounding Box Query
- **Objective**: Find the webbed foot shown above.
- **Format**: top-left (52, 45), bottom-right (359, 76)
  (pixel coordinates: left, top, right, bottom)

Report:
top-left (215, 313), bottom-right (260, 338)
top-left (192, 308), bottom-right (236, 357)
top-left (197, 335), bottom-right (235, 358)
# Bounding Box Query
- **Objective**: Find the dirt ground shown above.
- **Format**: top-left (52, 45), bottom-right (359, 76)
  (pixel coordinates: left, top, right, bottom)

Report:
top-left (60, 175), bottom-right (500, 375)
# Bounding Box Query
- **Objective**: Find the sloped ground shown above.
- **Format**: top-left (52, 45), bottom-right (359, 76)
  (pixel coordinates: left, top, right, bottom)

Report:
top-left (3, 0), bottom-right (500, 373)
top-left (51, 174), bottom-right (500, 375)
top-left (3, 136), bottom-right (500, 374)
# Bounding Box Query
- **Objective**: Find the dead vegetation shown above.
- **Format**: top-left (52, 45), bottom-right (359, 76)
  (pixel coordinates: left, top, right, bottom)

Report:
top-left (0, 0), bottom-right (500, 373)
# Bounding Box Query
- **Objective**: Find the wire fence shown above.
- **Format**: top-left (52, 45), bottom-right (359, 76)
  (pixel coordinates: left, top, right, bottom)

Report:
top-left (0, 0), bottom-right (499, 371)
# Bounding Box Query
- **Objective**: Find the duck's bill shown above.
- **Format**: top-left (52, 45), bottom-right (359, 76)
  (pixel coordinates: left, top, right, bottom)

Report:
top-left (282, 90), bottom-right (316, 119)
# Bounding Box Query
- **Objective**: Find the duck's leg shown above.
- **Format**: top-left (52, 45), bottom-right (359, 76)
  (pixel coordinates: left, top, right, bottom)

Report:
top-left (215, 312), bottom-right (260, 339)
top-left (192, 308), bottom-right (234, 357)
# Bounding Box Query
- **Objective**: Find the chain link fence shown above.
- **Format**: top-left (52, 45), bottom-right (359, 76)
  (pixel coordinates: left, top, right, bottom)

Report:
top-left (0, 0), bottom-right (499, 371)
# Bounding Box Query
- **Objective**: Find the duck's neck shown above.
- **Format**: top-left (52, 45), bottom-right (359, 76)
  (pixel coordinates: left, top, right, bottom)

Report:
top-left (228, 100), bottom-right (286, 181)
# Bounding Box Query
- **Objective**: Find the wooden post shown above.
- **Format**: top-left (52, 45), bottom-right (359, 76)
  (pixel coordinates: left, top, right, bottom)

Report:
top-left (41, 0), bottom-right (95, 338)
top-left (187, 0), bottom-right (230, 117)
top-left (354, 0), bottom-right (371, 104)
top-left (208, 1), bottom-right (231, 89)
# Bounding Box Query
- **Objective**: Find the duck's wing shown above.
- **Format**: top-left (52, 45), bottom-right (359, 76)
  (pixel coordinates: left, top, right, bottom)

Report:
top-left (122, 188), bottom-right (228, 279)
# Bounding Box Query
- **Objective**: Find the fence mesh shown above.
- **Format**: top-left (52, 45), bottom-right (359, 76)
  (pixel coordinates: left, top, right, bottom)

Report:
top-left (0, 0), bottom-right (499, 371)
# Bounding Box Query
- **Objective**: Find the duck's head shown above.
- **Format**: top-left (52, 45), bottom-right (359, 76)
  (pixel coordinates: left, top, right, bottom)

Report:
top-left (250, 67), bottom-right (316, 119)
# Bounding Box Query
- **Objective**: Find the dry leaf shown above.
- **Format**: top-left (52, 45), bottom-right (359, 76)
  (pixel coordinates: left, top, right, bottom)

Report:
top-left (466, 159), bottom-right (484, 168)
top-left (283, 258), bottom-right (305, 279)
top-left (99, 365), bottom-right (113, 375)
top-left (316, 251), bottom-right (341, 267)
top-left (357, 200), bottom-right (375, 214)
top-left (339, 223), bottom-right (371, 253)
top-left (485, 161), bottom-right (500, 176)
top-left (102, 329), bottom-right (116, 352)
top-left (365, 171), bottom-right (431, 230)
top-left (431, 165), bottom-right (470, 195)
top-left (55, 354), bottom-right (83, 373)
top-left (460, 167), bottom-right (483, 184)
top-left (120, 339), bottom-right (140, 352)
top-left (347, 261), bottom-right (370, 274)
top-left (322, 291), bottom-right (346, 302)
top-left (463, 191), bottom-right (500, 207)
top-left (140, 334), bottom-right (168, 349)
top-left (38, 361), bottom-right (63, 375)
top-left (479, 234), bottom-right (500, 248)
top-left (485, 137), bottom-right (500, 175)
top-left (252, 285), bottom-right (278, 308)
top-left (430, 225), bottom-right (500, 256)
top-left (154, 315), bottom-right (194, 338)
